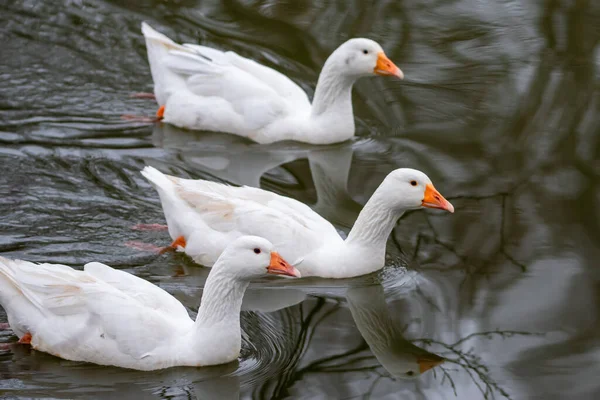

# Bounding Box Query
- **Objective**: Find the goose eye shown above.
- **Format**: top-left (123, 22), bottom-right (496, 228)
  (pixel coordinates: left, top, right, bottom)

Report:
top-left (406, 371), bottom-right (415, 376)
top-left (253, 248), bottom-right (261, 254)
top-left (363, 49), bottom-right (369, 54)
top-left (410, 180), bottom-right (417, 186)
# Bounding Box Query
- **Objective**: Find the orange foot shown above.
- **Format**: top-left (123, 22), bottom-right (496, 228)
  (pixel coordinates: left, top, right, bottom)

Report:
top-left (156, 105), bottom-right (165, 120)
top-left (18, 332), bottom-right (32, 345)
top-left (130, 92), bottom-right (156, 100)
top-left (159, 236), bottom-right (186, 255)
top-left (125, 236), bottom-right (186, 255)
top-left (131, 223), bottom-right (169, 231)
top-left (121, 105), bottom-right (165, 123)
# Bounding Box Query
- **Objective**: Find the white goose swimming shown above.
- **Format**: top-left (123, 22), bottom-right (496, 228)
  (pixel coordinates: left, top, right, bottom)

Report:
top-left (141, 166), bottom-right (454, 278)
top-left (141, 22), bottom-right (403, 144)
top-left (0, 236), bottom-right (299, 371)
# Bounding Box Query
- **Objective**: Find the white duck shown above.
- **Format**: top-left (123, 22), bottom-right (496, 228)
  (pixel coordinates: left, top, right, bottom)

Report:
top-left (141, 22), bottom-right (403, 144)
top-left (0, 236), bottom-right (299, 371)
top-left (141, 166), bottom-right (454, 278)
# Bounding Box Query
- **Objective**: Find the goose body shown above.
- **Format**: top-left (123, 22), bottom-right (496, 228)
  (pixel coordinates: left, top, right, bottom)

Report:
top-left (141, 166), bottom-right (454, 278)
top-left (0, 237), bottom-right (299, 370)
top-left (141, 22), bottom-right (403, 144)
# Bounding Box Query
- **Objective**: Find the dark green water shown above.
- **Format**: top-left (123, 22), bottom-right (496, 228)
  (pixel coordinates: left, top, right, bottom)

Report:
top-left (1, 0), bottom-right (599, 399)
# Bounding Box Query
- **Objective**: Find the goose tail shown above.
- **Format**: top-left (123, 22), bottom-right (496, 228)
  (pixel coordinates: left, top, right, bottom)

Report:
top-left (141, 22), bottom-right (189, 104)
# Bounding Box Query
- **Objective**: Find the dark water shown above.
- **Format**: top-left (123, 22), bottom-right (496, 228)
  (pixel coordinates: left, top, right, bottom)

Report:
top-left (1, 0), bottom-right (599, 398)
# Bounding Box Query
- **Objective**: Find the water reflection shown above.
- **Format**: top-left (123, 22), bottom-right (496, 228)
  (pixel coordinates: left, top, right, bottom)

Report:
top-left (0, 263), bottom-right (539, 399)
top-left (346, 283), bottom-right (445, 379)
top-left (151, 123), bottom-right (307, 188)
top-left (1, 0), bottom-right (599, 398)
top-left (150, 123), bottom-right (362, 227)
top-left (1, 336), bottom-right (240, 399)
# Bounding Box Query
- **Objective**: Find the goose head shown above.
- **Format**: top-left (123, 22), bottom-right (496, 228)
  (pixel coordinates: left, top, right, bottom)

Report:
top-left (215, 236), bottom-right (301, 279)
top-left (379, 169), bottom-right (454, 213)
top-left (331, 38), bottom-right (403, 79)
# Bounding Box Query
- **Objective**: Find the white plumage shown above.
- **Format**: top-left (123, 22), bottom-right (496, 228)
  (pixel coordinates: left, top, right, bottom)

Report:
top-left (141, 166), bottom-right (454, 278)
top-left (141, 22), bottom-right (403, 144)
top-left (0, 236), bottom-right (299, 370)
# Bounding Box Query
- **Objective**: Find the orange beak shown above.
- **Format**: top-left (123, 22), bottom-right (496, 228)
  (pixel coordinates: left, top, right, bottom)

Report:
top-left (374, 52), bottom-right (404, 79)
top-left (422, 183), bottom-right (454, 213)
top-left (417, 355), bottom-right (445, 374)
top-left (267, 251), bottom-right (301, 278)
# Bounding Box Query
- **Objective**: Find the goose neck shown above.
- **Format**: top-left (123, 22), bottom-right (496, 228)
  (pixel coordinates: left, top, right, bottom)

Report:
top-left (194, 268), bottom-right (248, 328)
top-left (311, 61), bottom-right (356, 117)
top-left (345, 191), bottom-right (402, 249)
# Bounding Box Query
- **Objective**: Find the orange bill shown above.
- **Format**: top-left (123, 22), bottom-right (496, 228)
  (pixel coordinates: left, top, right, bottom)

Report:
top-left (268, 251), bottom-right (301, 278)
top-left (422, 183), bottom-right (454, 213)
top-left (417, 355), bottom-right (445, 374)
top-left (374, 52), bottom-right (404, 79)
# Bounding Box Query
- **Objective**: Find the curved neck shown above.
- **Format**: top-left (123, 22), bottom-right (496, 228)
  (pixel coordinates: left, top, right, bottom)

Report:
top-left (311, 60), bottom-right (356, 118)
top-left (180, 266), bottom-right (248, 366)
top-left (345, 189), bottom-right (402, 250)
top-left (195, 267), bottom-right (248, 328)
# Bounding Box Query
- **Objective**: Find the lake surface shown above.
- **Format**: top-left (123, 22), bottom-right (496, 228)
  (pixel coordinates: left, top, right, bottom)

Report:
top-left (1, 0), bottom-right (599, 399)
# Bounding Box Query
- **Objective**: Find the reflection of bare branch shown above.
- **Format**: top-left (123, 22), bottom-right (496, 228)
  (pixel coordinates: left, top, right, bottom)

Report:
top-left (361, 375), bottom-right (386, 400)
top-left (255, 297), bottom-right (346, 399)
top-left (499, 196), bottom-right (527, 272)
top-left (449, 330), bottom-right (542, 348)
top-left (415, 330), bottom-right (542, 400)
top-left (267, 325), bottom-right (532, 399)
top-left (298, 342), bottom-right (369, 372)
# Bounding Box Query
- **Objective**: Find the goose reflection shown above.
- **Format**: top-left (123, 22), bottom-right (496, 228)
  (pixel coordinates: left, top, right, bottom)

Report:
top-left (346, 283), bottom-right (445, 379)
top-left (151, 123), bottom-right (306, 188)
top-left (151, 123), bottom-right (362, 228)
top-left (3, 343), bottom-right (240, 399)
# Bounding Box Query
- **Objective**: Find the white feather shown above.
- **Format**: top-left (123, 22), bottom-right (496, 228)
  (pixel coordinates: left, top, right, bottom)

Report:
top-left (141, 166), bottom-right (451, 278)
top-left (83, 262), bottom-right (189, 321)
top-left (141, 23), bottom-right (401, 144)
top-left (0, 236), bottom-right (293, 370)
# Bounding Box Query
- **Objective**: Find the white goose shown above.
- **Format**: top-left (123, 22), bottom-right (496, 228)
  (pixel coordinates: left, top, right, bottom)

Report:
top-left (0, 236), bottom-right (299, 371)
top-left (141, 166), bottom-right (454, 278)
top-left (141, 22), bottom-right (403, 144)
